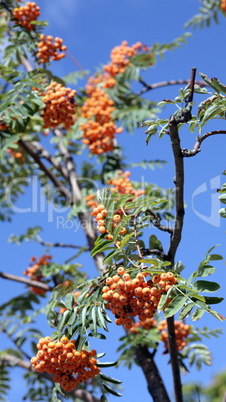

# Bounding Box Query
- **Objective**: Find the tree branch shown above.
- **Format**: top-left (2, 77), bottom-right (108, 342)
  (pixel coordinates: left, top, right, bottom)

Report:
top-left (54, 129), bottom-right (82, 205)
top-left (36, 237), bottom-right (88, 250)
top-left (164, 69), bottom-right (197, 402)
top-left (166, 119), bottom-right (185, 262)
top-left (141, 248), bottom-right (167, 259)
top-left (135, 346), bottom-right (170, 402)
top-left (147, 209), bottom-right (173, 235)
top-left (31, 141), bottom-right (69, 179)
top-left (19, 139), bottom-right (72, 203)
top-left (134, 214), bottom-right (143, 259)
top-left (0, 271), bottom-right (53, 291)
top-left (182, 130), bottom-right (226, 157)
top-left (138, 77), bottom-right (207, 96)
top-left (53, 129), bottom-right (105, 271)
top-left (1, 353), bottom-right (100, 402)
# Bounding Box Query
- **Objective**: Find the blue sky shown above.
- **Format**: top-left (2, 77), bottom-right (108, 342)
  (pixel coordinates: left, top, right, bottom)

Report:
top-left (2, 0), bottom-right (226, 401)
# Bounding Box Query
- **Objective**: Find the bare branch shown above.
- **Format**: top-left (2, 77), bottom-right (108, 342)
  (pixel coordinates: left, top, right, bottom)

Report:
top-left (1, 353), bottom-right (100, 402)
top-left (31, 141), bottom-right (69, 179)
top-left (141, 248), bottom-right (167, 259)
top-left (19, 139), bottom-right (72, 203)
top-left (138, 77), bottom-right (207, 96)
top-left (182, 130), bottom-right (226, 157)
top-left (166, 116), bottom-right (187, 262)
top-left (37, 238), bottom-right (88, 250)
top-left (0, 271), bottom-right (53, 291)
top-left (135, 346), bottom-right (170, 402)
top-left (53, 129), bottom-right (82, 205)
top-left (133, 214), bottom-right (143, 259)
top-left (186, 67), bottom-right (197, 104)
top-left (53, 129), bottom-right (105, 271)
top-left (163, 69), bottom-right (197, 402)
top-left (147, 209), bottom-right (173, 235)
top-left (167, 316), bottom-right (184, 402)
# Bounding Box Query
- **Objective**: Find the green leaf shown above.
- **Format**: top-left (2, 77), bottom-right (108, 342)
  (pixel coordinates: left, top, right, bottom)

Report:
top-left (219, 208), bottom-right (226, 218)
top-left (100, 395), bottom-right (109, 402)
top-left (100, 373), bottom-right (122, 384)
top-left (178, 302), bottom-right (195, 320)
top-left (64, 293), bottom-right (74, 310)
top-left (218, 194), bottom-right (226, 204)
top-left (163, 295), bottom-right (188, 318)
top-left (67, 308), bottom-right (77, 326)
top-left (207, 309), bottom-right (225, 321)
top-left (173, 261), bottom-right (185, 274)
top-left (193, 280), bottom-right (220, 293)
top-left (157, 293), bottom-right (168, 311)
top-left (91, 306), bottom-right (97, 335)
top-left (88, 332), bottom-right (106, 339)
top-left (204, 296), bottom-right (224, 305)
top-left (192, 308), bottom-right (205, 321)
top-left (209, 254), bottom-right (223, 261)
top-left (149, 235), bottom-right (163, 251)
top-left (97, 361), bottom-right (118, 368)
top-left (102, 384), bottom-right (122, 397)
top-left (57, 309), bottom-right (71, 331)
top-left (119, 232), bottom-right (135, 249)
top-left (91, 240), bottom-right (114, 257)
top-left (200, 103), bottom-right (222, 126)
top-left (97, 306), bottom-right (109, 331)
top-left (103, 249), bottom-right (122, 264)
top-left (81, 305), bottom-right (88, 331)
top-left (193, 265), bottom-right (216, 278)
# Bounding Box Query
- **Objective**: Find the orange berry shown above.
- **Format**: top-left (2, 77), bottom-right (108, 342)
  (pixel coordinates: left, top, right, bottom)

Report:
top-left (113, 214), bottom-right (121, 222)
top-left (117, 267), bottom-right (125, 275)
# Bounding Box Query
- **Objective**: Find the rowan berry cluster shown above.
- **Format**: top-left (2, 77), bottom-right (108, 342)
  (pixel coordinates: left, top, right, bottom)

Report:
top-left (31, 336), bottom-right (100, 392)
top-left (81, 41), bottom-right (151, 154)
top-left (86, 170), bottom-right (144, 239)
top-left (221, 0), bottom-right (226, 11)
top-left (12, 2), bottom-right (40, 31)
top-left (102, 268), bottom-right (177, 329)
top-left (129, 317), bottom-right (157, 333)
top-left (104, 41), bottom-right (151, 78)
top-left (158, 320), bottom-right (190, 352)
top-left (23, 255), bottom-right (52, 295)
top-left (85, 41), bottom-right (151, 93)
top-left (107, 170), bottom-right (145, 197)
top-left (41, 81), bottom-right (76, 129)
top-left (85, 194), bottom-right (98, 210)
top-left (37, 34), bottom-right (67, 64)
top-left (81, 85), bottom-right (122, 154)
top-left (87, 199), bottom-right (126, 240)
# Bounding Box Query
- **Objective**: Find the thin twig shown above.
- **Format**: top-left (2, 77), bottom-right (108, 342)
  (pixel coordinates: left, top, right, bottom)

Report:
top-left (19, 139), bottom-right (72, 203)
top-left (141, 248), bottom-right (167, 259)
top-left (1, 327), bottom-right (31, 361)
top-left (182, 130), bottom-right (226, 157)
top-left (133, 214), bottom-right (143, 259)
top-left (147, 209), bottom-right (173, 234)
top-left (31, 141), bottom-right (69, 179)
top-left (138, 77), bottom-right (207, 96)
top-left (0, 271), bottom-right (53, 291)
top-left (37, 237), bottom-right (88, 250)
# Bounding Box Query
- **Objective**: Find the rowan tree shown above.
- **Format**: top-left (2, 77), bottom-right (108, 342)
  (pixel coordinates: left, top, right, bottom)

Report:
top-left (1, 1), bottom-right (226, 402)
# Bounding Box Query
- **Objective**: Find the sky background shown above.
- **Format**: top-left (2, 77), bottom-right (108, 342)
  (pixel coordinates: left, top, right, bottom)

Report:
top-left (2, 0), bottom-right (226, 401)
